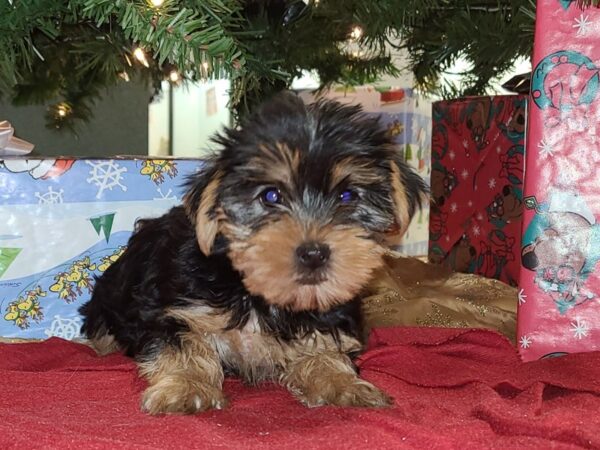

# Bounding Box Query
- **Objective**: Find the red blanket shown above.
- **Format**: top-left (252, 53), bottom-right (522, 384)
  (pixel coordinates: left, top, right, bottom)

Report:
top-left (2, 328), bottom-right (599, 449)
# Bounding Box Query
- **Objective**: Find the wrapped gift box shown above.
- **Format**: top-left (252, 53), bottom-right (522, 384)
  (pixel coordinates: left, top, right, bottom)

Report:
top-left (0, 157), bottom-right (201, 339)
top-left (517, 0), bottom-right (600, 361)
top-left (428, 95), bottom-right (527, 286)
top-left (298, 86), bottom-right (432, 256)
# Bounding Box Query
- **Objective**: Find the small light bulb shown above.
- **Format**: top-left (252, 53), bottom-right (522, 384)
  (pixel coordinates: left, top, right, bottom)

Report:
top-left (150, 0), bottom-right (164, 6)
top-left (350, 26), bottom-right (363, 40)
top-left (56, 104), bottom-right (69, 117)
top-left (169, 70), bottom-right (180, 82)
top-left (133, 47), bottom-right (149, 67)
top-left (118, 71), bottom-right (130, 82)
top-left (202, 62), bottom-right (209, 70)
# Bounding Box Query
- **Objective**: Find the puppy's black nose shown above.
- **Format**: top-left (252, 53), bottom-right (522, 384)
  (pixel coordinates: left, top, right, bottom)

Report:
top-left (296, 242), bottom-right (330, 270)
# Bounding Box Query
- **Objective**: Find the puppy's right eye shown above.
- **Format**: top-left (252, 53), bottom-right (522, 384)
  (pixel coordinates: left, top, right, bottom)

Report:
top-left (260, 187), bottom-right (282, 205)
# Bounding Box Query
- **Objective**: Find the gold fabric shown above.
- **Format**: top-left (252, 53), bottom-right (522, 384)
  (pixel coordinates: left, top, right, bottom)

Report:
top-left (363, 252), bottom-right (518, 344)
top-left (1, 253), bottom-right (518, 345)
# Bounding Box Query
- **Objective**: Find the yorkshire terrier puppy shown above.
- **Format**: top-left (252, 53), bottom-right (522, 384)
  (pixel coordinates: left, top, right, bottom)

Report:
top-left (79, 92), bottom-right (428, 415)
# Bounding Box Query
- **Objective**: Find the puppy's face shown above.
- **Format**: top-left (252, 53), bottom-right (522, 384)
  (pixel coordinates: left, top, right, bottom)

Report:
top-left (185, 93), bottom-right (428, 312)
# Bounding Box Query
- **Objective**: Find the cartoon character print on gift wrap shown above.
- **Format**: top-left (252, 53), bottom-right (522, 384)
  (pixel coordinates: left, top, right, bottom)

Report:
top-left (2, 246), bottom-right (126, 330)
top-left (434, 98), bottom-right (502, 155)
top-left (498, 145), bottom-right (524, 188)
top-left (461, 97), bottom-right (496, 152)
top-left (430, 162), bottom-right (458, 207)
top-left (521, 192), bottom-right (600, 314)
top-left (3, 286), bottom-right (45, 329)
top-left (487, 185), bottom-right (523, 229)
top-left (429, 121), bottom-right (452, 245)
top-left (496, 97), bottom-right (527, 143)
top-left (429, 203), bottom-right (449, 242)
top-left (433, 103), bottom-right (462, 133)
top-left (428, 243), bottom-right (446, 265)
top-left (445, 235), bottom-right (477, 273)
top-left (478, 229), bottom-right (517, 285)
top-left (385, 120), bottom-right (404, 139)
top-left (139, 160), bottom-right (178, 185)
top-left (430, 121), bottom-right (458, 207)
top-left (49, 256), bottom-right (97, 303)
top-left (531, 50), bottom-right (600, 130)
top-left (98, 246), bottom-right (126, 272)
top-left (431, 122), bottom-right (448, 161)
top-left (1, 159), bottom-right (75, 179)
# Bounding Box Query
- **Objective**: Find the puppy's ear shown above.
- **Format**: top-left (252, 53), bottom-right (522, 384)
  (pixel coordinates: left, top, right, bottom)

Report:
top-left (387, 157), bottom-right (430, 244)
top-left (183, 162), bottom-right (223, 256)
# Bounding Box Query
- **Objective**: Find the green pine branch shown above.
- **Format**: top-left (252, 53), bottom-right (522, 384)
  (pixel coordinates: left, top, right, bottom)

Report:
top-left (5, 0), bottom-right (585, 131)
top-left (578, 0), bottom-right (600, 6)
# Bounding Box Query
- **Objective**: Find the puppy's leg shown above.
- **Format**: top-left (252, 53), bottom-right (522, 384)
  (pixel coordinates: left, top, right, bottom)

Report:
top-left (138, 333), bottom-right (226, 415)
top-left (282, 348), bottom-right (392, 408)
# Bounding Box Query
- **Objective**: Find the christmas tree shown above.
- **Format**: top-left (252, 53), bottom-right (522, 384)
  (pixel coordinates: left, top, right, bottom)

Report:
top-left (1, 0), bottom-right (597, 130)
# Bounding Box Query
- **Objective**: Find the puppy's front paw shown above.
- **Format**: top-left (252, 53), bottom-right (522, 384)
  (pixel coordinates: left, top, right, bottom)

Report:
top-left (296, 375), bottom-right (393, 408)
top-left (141, 379), bottom-right (227, 415)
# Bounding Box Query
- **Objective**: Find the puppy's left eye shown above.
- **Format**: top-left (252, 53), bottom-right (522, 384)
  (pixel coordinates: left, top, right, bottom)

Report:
top-left (339, 189), bottom-right (357, 203)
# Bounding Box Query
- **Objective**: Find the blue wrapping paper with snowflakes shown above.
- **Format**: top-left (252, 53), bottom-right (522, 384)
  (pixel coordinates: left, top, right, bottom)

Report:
top-left (0, 157), bottom-right (201, 339)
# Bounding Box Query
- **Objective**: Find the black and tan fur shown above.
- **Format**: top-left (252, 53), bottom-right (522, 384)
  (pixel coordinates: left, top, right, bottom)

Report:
top-left (79, 92), bottom-right (428, 415)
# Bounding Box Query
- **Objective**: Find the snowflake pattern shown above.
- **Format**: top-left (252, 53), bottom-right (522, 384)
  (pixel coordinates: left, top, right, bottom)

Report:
top-left (45, 315), bottom-right (82, 340)
top-left (450, 202), bottom-right (458, 213)
top-left (472, 224), bottom-right (481, 236)
top-left (449, 150), bottom-right (456, 161)
top-left (86, 161), bottom-right (127, 199)
top-left (573, 14), bottom-right (591, 36)
top-left (467, 200), bottom-right (473, 208)
top-left (571, 318), bottom-right (589, 340)
top-left (462, 139), bottom-right (469, 148)
top-left (488, 178), bottom-right (497, 189)
top-left (477, 213), bottom-right (484, 221)
top-left (538, 139), bottom-right (553, 158)
top-left (154, 187), bottom-right (177, 201)
top-left (518, 289), bottom-right (527, 305)
top-left (461, 169), bottom-right (469, 180)
top-left (519, 335), bottom-right (532, 349)
top-left (35, 186), bottom-right (64, 204)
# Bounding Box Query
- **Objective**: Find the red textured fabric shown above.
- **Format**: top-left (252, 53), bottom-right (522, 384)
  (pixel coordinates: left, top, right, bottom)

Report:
top-left (2, 328), bottom-right (599, 449)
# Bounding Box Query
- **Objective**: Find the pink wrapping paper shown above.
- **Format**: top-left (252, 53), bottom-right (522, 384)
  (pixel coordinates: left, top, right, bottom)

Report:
top-left (518, 0), bottom-right (600, 360)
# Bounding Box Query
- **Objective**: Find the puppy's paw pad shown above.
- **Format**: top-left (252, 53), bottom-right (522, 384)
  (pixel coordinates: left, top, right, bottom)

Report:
top-left (141, 383), bottom-right (227, 415)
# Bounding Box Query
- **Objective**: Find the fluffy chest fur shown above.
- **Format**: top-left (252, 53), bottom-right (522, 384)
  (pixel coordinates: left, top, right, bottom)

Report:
top-left (169, 304), bottom-right (363, 383)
